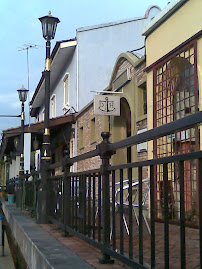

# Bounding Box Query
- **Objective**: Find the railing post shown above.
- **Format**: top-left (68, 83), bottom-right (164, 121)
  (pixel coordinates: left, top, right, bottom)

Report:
top-left (63, 149), bottom-right (72, 236)
top-left (22, 179), bottom-right (25, 210)
top-left (31, 169), bottom-right (38, 218)
top-left (16, 177), bottom-right (21, 208)
top-left (36, 162), bottom-right (50, 224)
top-left (97, 132), bottom-right (115, 264)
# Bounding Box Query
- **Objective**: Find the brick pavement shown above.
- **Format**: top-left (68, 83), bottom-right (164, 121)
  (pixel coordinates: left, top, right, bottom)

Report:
top-left (40, 221), bottom-right (200, 269)
top-left (40, 224), bottom-right (130, 269)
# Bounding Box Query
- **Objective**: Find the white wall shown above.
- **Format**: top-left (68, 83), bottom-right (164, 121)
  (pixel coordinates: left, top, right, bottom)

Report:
top-left (35, 7), bottom-right (161, 120)
top-left (24, 133), bottom-right (31, 173)
top-left (9, 156), bottom-right (20, 179)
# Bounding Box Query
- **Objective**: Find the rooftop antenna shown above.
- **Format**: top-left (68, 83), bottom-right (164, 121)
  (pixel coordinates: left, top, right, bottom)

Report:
top-left (18, 44), bottom-right (40, 91)
top-left (18, 44), bottom-right (42, 125)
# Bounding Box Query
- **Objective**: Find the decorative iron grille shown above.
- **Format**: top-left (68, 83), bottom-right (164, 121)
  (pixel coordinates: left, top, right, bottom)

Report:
top-left (153, 40), bottom-right (199, 224)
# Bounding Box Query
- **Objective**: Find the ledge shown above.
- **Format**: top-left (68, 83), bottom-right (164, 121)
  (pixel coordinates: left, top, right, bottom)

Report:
top-left (2, 202), bottom-right (93, 269)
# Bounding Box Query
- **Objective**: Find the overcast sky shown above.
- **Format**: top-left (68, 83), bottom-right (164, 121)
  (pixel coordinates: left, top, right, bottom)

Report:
top-left (0, 0), bottom-right (169, 134)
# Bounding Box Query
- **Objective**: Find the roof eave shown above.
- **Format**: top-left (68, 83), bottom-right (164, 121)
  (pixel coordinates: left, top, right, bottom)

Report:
top-left (142, 0), bottom-right (188, 37)
top-left (1, 114), bottom-right (76, 156)
top-left (30, 38), bottom-right (77, 107)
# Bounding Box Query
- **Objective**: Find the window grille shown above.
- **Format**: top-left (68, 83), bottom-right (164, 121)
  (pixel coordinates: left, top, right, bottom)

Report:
top-left (153, 41), bottom-right (199, 224)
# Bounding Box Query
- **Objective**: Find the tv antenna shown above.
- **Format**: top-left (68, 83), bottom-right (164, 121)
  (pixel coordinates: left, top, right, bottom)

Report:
top-left (18, 44), bottom-right (42, 125)
top-left (18, 44), bottom-right (41, 91)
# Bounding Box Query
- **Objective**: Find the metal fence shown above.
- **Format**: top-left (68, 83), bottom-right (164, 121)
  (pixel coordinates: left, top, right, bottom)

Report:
top-left (23, 172), bottom-right (40, 216)
top-left (6, 178), bottom-right (16, 195)
top-left (47, 111), bottom-right (202, 268)
top-left (6, 171), bottom-right (41, 218)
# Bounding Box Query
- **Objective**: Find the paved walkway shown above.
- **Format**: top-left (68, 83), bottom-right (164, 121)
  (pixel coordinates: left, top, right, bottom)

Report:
top-left (40, 222), bottom-right (200, 269)
top-left (40, 224), bottom-right (129, 269)
top-left (0, 232), bottom-right (15, 269)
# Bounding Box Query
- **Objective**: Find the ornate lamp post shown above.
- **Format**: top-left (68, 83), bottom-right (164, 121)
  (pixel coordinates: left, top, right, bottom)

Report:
top-left (16, 85), bottom-right (29, 208)
top-left (37, 11), bottom-right (60, 223)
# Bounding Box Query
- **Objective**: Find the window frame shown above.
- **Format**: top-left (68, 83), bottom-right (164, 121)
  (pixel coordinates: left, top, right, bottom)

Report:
top-left (63, 73), bottom-right (70, 106)
top-left (90, 116), bottom-right (97, 144)
top-left (79, 125), bottom-right (84, 149)
top-left (51, 94), bottom-right (56, 118)
top-left (42, 109), bottom-right (45, 121)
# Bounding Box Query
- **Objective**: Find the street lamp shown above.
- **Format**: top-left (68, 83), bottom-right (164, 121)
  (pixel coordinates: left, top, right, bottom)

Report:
top-left (39, 11), bottom-right (60, 162)
top-left (17, 86), bottom-right (29, 103)
top-left (39, 11), bottom-right (60, 41)
top-left (37, 11), bottom-right (60, 223)
top-left (17, 85), bottom-right (29, 208)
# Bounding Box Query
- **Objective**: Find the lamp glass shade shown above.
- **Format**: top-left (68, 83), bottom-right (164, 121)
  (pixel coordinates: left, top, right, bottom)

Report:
top-left (39, 11), bottom-right (60, 41)
top-left (17, 86), bottom-right (29, 102)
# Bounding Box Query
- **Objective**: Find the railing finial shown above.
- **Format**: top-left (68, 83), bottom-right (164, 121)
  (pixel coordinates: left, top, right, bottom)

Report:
top-left (101, 132), bottom-right (110, 140)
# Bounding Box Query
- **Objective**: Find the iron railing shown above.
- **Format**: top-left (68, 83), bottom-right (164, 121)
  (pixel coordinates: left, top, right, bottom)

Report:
top-left (47, 111), bottom-right (202, 268)
top-left (6, 171), bottom-right (41, 217)
top-left (6, 177), bottom-right (17, 195)
top-left (23, 172), bottom-right (40, 216)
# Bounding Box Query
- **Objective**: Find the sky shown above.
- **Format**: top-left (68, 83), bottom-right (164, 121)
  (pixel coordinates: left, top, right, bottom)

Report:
top-left (0, 0), bottom-right (169, 134)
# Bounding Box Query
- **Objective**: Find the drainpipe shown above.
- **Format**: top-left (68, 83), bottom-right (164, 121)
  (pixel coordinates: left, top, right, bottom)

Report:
top-left (74, 43), bottom-right (79, 171)
top-left (76, 44), bottom-right (79, 112)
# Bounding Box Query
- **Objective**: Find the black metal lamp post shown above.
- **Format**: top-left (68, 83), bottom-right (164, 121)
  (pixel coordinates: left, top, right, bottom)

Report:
top-left (37, 11), bottom-right (60, 223)
top-left (16, 85), bottom-right (29, 208)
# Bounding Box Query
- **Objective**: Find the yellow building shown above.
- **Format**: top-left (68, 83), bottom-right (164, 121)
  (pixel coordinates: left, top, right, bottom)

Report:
top-left (106, 53), bottom-right (147, 180)
top-left (143, 0), bottom-right (202, 222)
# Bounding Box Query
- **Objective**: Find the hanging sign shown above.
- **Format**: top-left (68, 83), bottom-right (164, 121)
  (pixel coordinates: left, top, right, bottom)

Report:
top-left (94, 95), bottom-right (120, 116)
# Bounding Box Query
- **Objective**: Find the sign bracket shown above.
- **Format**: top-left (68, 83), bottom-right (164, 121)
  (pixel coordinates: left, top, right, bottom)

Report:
top-left (91, 90), bottom-right (123, 94)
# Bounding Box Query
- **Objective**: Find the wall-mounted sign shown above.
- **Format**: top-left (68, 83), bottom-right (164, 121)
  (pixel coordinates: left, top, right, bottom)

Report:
top-left (112, 68), bottom-right (131, 92)
top-left (94, 95), bottom-right (120, 116)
